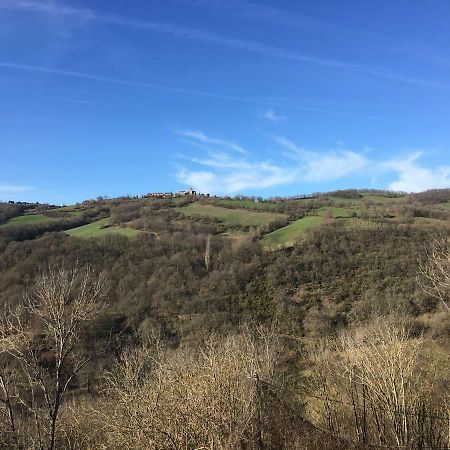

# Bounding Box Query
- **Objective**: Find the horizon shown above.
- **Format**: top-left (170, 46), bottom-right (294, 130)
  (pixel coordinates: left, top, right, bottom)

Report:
top-left (2, 0), bottom-right (450, 203)
top-left (2, 186), bottom-right (440, 207)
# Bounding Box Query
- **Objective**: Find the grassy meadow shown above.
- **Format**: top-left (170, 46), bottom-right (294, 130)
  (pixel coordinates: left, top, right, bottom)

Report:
top-left (0, 214), bottom-right (59, 227)
top-left (317, 206), bottom-right (354, 218)
top-left (262, 215), bottom-right (323, 248)
top-left (66, 218), bottom-right (140, 238)
top-left (217, 199), bottom-right (278, 211)
top-left (175, 203), bottom-right (287, 226)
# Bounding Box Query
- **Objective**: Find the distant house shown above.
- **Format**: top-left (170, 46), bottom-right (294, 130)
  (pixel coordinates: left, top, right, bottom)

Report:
top-left (177, 187), bottom-right (197, 196)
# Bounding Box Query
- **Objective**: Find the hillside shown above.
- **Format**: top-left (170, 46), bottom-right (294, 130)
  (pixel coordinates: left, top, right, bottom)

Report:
top-left (1, 188), bottom-right (449, 342)
top-left (0, 188), bottom-right (449, 449)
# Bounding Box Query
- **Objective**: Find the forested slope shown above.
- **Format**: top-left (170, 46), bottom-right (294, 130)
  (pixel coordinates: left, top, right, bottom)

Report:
top-left (0, 189), bottom-right (449, 449)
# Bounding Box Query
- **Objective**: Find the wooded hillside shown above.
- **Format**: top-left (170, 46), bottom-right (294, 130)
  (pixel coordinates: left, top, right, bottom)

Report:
top-left (0, 189), bottom-right (449, 449)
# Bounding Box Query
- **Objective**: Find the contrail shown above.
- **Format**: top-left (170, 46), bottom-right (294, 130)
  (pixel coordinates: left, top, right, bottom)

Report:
top-left (2, 0), bottom-right (450, 92)
top-left (0, 61), bottom-right (407, 124)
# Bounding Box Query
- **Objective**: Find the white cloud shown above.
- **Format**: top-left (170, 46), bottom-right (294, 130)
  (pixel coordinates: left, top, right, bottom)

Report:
top-left (304, 151), bottom-right (368, 182)
top-left (261, 109), bottom-right (286, 122)
top-left (177, 169), bottom-right (219, 194)
top-left (176, 132), bottom-right (370, 194)
top-left (272, 135), bottom-right (302, 153)
top-left (176, 132), bottom-right (450, 195)
top-left (273, 135), bottom-right (369, 182)
top-left (176, 145), bottom-right (295, 193)
top-left (385, 152), bottom-right (450, 192)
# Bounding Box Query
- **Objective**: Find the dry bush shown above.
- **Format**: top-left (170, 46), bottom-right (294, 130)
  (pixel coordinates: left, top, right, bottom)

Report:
top-left (305, 320), bottom-right (450, 449)
top-left (55, 398), bottom-right (104, 450)
top-left (92, 330), bottom-right (277, 449)
top-left (81, 328), bottom-right (336, 450)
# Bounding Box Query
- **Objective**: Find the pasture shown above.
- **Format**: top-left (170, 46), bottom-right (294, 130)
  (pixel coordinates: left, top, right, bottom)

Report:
top-left (175, 203), bottom-right (287, 227)
top-left (217, 199), bottom-right (278, 211)
top-left (317, 206), bottom-right (354, 218)
top-left (0, 214), bottom-right (59, 227)
top-left (66, 218), bottom-right (140, 238)
top-left (261, 216), bottom-right (323, 249)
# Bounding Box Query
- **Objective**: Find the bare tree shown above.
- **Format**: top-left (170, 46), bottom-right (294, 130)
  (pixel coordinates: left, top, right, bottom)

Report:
top-left (418, 234), bottom-right (450, 311)
top-left (0, 264), bottom-right (107, 450)
top-left (204, 234), bottom-right (211, 271)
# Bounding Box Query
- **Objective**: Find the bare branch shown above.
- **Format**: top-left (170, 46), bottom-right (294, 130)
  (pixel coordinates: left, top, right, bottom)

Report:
top-left (418, 234), bottom-right (450, 311)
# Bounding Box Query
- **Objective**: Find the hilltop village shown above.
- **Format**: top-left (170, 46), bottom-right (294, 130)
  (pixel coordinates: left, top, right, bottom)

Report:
top-left (146, 187), bottom-right (210, 199)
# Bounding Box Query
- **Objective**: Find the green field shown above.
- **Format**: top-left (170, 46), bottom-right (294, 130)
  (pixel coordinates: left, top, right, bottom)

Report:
top-left (262, 216), bottom-right (323, 249)
top-left (66, 218), bottom-right (140, 238)
top-left (317, 206), bottom-right (353, 218)
top-left (0, 214), bottom-right (59, 227)
top-left (217, 199), bottom-right (278, 211)
top-left (175, 203), bottom-right (287, 226)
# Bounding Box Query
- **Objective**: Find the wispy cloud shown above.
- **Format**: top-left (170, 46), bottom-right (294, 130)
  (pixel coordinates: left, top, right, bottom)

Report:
top-left (0, 183), bottom-right (34, 196)
top-left (177, 161), bottom-right (293, 194)
top-left (1, 1), bottom-right (348, 69)
top-left (0, 62), bottom-right (404, 124)
top-left (273, 135), bottom-right (369, 182)
top-left (192, 1), bottom-right (450, 73)
top-left (176, 131), bottom-right (449, 194)
top-left (187, 0), bottom-right (333, 33)
top-left (45, 96), bottom-right (94, 105)
top-left (384, 152), bottom-right (450, 192)
top-left (260, 109), bottom-right (286, 122)
top-left (176, 132), bottom-right (370, 194)
top-left (3, 0), bottom-right (450, 92)
top-left (176, 131), bottom-right (295, 193)
top-left (176, 130), bottom-right (249, 155)
top-left (229, 0), bottom-right (335, 33)
top-left (0, 0), bottom-right (94, 19)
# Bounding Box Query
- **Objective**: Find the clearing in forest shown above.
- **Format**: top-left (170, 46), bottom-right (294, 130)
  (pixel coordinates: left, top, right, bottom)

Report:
top-left (216, 199), bottom-right (279, 211)
top-left (316, 206), bottom-right (354, 218)
top-left (0, 214), bottom-right (59, 227)
top-left (262, 216), bottom-right (323, 249)
top-left (175, 203), bottom-right (287, 227)
top-left (66, 218), bottom-right (140, 238)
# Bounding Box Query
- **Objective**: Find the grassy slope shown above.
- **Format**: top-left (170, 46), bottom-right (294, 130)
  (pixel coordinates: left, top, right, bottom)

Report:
top-left (262, 216), bottom-right (323, 249)
top-left (217, 199), bottom-right (278, 211)
top-left (175, 203), bottom-right (287, 226)
top-left (66, 218), bottom-right (140, 238)
top-left (0, 214), bottom-right (59, 227)
top-left (171, 197), bottom-right (190, 206)
top-left (317, 206), bottom-right (353, 218)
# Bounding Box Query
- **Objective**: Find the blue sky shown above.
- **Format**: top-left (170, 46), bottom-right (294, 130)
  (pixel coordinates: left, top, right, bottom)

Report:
top-left (1, 0), bottom-right (450, 203)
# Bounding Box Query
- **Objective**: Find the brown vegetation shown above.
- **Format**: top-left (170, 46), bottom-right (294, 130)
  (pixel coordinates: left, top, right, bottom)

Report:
top-left (0, 192), bottom-right (449, 449)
